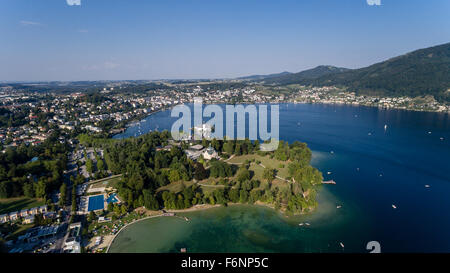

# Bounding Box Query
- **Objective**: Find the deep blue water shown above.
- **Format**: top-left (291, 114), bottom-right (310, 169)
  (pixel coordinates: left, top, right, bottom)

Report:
top-left (88, 195), bottom-right (105, 211)
top-left (114, 103), bottom-right (450, 252)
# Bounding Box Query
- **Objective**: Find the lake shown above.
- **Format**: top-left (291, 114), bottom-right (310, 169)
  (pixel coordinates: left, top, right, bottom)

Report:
top-left (110, 103), bottom-right (450, 252)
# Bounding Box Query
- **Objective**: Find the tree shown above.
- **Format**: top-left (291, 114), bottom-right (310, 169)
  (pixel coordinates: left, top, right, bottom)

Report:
top-left (239, 190), bottom-right (249, 203)
top-left (59, 183), bottom-right (67, 206)
top-left (234, 143), bottom-right (242, 155)
top-left (168, 169), bottom-right (181, 182)
top-left (236, 167), bottom-right (251, 183)
top-left (121, 205), bottom-right (128, 215)
top-left (193, 162), bottom-right (208, 180)
top-left (97, 159), bottom-right (105, 171)
top-left (228, 189), bottom-right (240, 203)
top-left (86, 158), bottom-right (95, 174)
top-left (35, 180), bottom-right (47, 198)
top-left (23, 182), bottom-right (35, 198)
top-left (143, 189), bottom-right (159, 210)
top-left (223, 141), bottom-right (234, 154)
top-left (88, 211), bottom-right (96, 222)
top-left (263, 168), bottom-right (276, 183)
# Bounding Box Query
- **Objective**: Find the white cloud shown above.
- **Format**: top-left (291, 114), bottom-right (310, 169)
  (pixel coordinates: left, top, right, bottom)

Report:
top-left (366, 0), bottom-right (381, 5)
top-left (66, 0), bottom-right (81, 6)
top-left (20, 20), bottom-right (42, 26)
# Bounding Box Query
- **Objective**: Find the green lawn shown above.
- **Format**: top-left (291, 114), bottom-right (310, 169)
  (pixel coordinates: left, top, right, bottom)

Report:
top-left (0, 197), bottom-right (45, 215)
top-left (156, 181), bottom-right (195, 194)
top-left (228, 154), bottom-right (290, 179)
top-left (90, 176), bottom-right (122, 189)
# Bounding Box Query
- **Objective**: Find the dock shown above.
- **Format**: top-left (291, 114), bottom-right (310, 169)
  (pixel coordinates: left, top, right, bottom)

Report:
top-left (322, 180), bottom-right (336, 185)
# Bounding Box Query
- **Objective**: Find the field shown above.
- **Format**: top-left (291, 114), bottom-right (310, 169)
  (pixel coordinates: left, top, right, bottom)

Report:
top-left (227, 154), bottom-right (290, 180)
top-left (89, 175), bottom-right (122, 190)
top-left (0, 197), bottom-right (45, 215)
top-left (156, 154), bottom-right (293, 195)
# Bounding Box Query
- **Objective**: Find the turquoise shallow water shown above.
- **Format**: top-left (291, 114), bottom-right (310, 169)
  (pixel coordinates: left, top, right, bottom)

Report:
top-left (109, 189), bottom-right (367, 253)
top-left (111, 103), bottom-right (450, 252)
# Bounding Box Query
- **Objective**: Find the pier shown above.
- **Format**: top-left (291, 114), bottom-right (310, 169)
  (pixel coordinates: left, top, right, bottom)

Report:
top-left (322, 180), bottom-right (336, 185)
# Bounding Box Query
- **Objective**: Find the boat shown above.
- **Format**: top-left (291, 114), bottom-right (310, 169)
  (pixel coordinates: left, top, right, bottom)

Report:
top-left (368, 132), bottom-right (372, 136)
top-left (340, 242), bottom-right (345, 248)
top-left (327, 171), bottom-right (332, 175)
top-left (392, 204), bottom-right (397, 209)
top-left (384, 124), bottom-right (387, 131)
top-left (440, 137), bottom-right (444, 141)
top-left (336, 205), bottom-right (342, 209)
top-left (298, 223), bottom-right (304, 226)
top-left (356, 168), bottom-right (360, 171)
top-left (428, 131), bottom-right (432, 134)
top-left (305, 223), bottom-right (310, 226)
top-left (425, 185), bottom-right (430, 188)
top-left (330, 151), bottom-right (334, 154)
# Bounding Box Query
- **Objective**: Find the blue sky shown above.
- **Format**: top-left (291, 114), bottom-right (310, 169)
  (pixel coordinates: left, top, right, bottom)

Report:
top-left (0, 0), bottom-right (449, 81)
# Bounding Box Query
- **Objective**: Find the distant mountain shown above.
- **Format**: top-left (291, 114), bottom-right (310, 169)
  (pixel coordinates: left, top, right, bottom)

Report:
top-left (265, 43), bottom-right (450, 102)
top-left (238, 71), bottom-right (292, 81)
top-left (312, 43), bottom-right (450, 101)
top-left (261, 65), bottom-right (350, 85)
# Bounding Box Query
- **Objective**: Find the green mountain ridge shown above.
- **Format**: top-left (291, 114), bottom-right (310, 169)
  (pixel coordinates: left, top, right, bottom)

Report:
top-left (259, 42), bottom-right (450, 102)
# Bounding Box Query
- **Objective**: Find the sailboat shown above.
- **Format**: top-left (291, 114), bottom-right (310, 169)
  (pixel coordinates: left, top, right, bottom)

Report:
top-left (384, 124), bottom-right (387, 131)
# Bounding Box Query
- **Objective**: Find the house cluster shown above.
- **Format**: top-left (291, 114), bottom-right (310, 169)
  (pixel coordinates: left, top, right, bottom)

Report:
top-left (185, 143), bottom-right (219, 161)
top-left (0, 205), bottom-right (51, 224)
top-left (292, 87), bottom-right (450, 112)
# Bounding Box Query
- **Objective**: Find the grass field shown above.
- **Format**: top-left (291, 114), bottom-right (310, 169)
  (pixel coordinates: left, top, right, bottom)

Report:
top-left (0, 197), bottom-right (45, 215)
top-left (90, 176), bottom-right (122, 189)
top-left (228, 154), bottom-right (290, 179)
top-left (156, 181), bottom-right (196, 194)
top-left (155, 154), bottom-right (292, 195)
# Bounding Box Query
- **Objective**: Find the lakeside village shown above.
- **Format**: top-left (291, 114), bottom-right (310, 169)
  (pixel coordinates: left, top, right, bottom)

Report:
top-left (0, 81), bottom-right (447, 253)
top-left (0, 82), bottom-right (448, 150)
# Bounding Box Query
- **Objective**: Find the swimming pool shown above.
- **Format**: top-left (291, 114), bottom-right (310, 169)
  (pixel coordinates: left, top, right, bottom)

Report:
top-left (106, 193), bottom-right (119, 204)
top-left (88, 195), bottom-right (104, 211)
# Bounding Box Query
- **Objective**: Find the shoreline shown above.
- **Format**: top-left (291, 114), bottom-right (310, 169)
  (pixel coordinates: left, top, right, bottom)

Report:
top-left (106, 204), bottom-right (222, 253)
top-left (105, 200), bottom-right (319, 253)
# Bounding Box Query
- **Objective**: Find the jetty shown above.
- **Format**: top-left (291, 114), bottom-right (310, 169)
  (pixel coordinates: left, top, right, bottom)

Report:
top-left (322, 180), bottom-right (336, 185)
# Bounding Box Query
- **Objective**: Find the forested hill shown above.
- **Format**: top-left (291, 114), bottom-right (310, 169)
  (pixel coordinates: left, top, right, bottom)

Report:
top-left (251, 65), bottom-right (349, 85)
top-left (238, 71), bottom-right (292, 81)
top-left (261, 65), bottom-right (349, 85)
top-left (264, 42), bottom-right (450, 102)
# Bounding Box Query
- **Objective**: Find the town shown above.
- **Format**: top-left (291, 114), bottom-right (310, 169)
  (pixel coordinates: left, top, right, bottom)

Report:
top-left (0, 79), bottom-right (449, 253)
